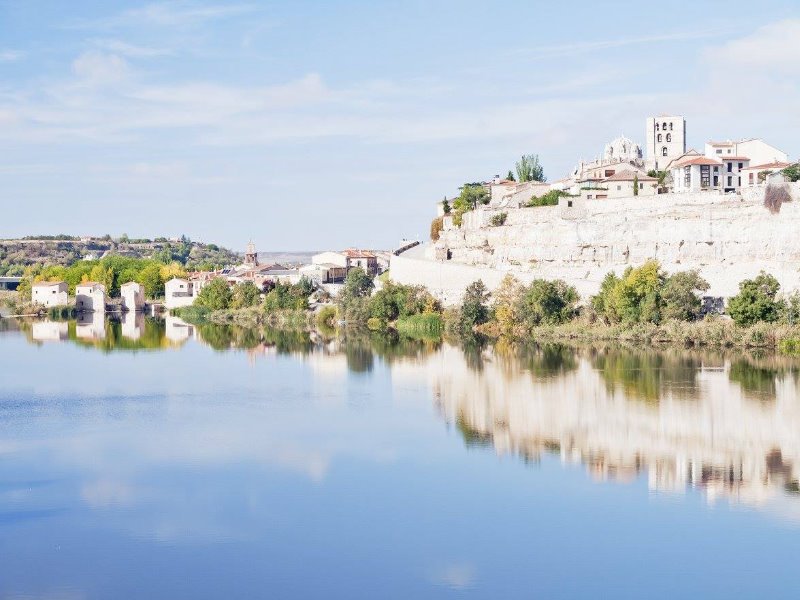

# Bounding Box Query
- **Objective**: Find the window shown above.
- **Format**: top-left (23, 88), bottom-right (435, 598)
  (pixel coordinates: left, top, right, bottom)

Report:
top-left (716, 149), bottom-right (722, 154)
top-left (727, 149), bottom-right (731, 154)
top-left (727, 162), bottom-right (732, 172)
top-left (657, 134), bottom-right (662, 142)
top-left (701, 165), bottom-right (710, 188)
top-left (749, 173), bottom-right (754, 184)
top-left (669, 123), bottom-right (673, 131)
top-left (662, 147), bottom-right (668, 156)
top-left (713, 175), bottom-right (719, 186)
top-left (655, 123), bottom-right (660, 131)
top-left (727, 176), bottom-right (733, 186)
top-left (617, 185), bottom-right (621, 191)
top-left (713, 166), bottom-right (719, 172)
top-left (666, 133), bottom-right (671, 142)
top-left (738, 176), bottom-right (741, 186)
top-left (567, 200), bottom-right (573, 207)
top-left (587, 194), bottom-right (593, 199)
top-left (684, 166), bottom-right (691, 188)
top-left (738, 162), bottom-right (743, 169)
top-left (639, 183), bottom-right (644, 189)
top-left (662, 121), bottom-right (667, 130)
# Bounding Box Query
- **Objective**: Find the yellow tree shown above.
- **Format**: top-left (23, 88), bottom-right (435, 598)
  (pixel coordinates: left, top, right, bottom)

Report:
top-left (493, 274), bottom-right (522, 337)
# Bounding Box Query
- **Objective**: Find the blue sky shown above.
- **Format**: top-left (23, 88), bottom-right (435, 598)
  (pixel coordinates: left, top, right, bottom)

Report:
top-left (1, 1), bottom-right (798, 251)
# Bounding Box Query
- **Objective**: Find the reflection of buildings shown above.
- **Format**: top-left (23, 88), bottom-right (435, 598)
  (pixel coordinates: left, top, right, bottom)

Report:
top-left (121, 311), bottom-right (145, 341)
top-left (427, 345), bottom-right (800, 508)
top-left (31, 320), bottom-right (68, 341)
top-left (165, 316), bottom-right (195, 342)
top-left (76, 312), bottom-right (106, 340)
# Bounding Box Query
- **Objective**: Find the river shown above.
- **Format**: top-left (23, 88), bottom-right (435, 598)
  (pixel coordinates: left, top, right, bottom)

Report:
top-left (1, 314), bottom-right (799, 598)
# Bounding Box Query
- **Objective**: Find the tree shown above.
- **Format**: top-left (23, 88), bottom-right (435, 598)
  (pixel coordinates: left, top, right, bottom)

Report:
top-left (442, 197), bottom-right (451, 215)
top-left (430, 216), bottom-right (444, 241)
top-left (506, 170), bottom-right (516, 182)
top-left (342, 267), bottom-right (374, 299)
top-left (492, 274), bottom-right (522, 336)
top-left (137, 263), bottom-right (164, 298)
top-left (782, 163), bottom-right (800, 182)
top-left (727, 272), bottom-right (785, 326)
top-left (231, 281), bottom-right (261, 309)
top-left (633, 174), bottom-right (639, 196)
top-left (661, 270), bottom-right (709, 321)
top-left (591, 261), bottom-right (665, 324)
top-left (452, 184), bottom-right (490, 225)
top-left (459, 280), bottom-right (489, 333)
top-left (195, 278), bottom-right (232, 310)
top-left (514, 154), bottom-right (545, 183)
top-left (516, 279), bottom-right (579, 327)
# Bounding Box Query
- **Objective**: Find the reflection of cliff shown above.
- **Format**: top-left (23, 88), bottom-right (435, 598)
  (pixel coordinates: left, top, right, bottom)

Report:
top-left (430, 344), bottom-right (800, 508)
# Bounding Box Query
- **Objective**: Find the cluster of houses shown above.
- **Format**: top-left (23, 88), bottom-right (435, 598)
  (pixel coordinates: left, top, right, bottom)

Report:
top-left (164, 244), bottom-right (390, 309)
top-left (31, 280), bottom-right (145, 312)
top-left (468, 114), bottom-right (796, 210)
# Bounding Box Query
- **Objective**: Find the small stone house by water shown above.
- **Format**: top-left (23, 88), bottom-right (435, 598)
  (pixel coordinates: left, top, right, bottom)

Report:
top-left (31, 281), bottom-right (68, 307)
top-left (75, 282), bottom-right (108, 313)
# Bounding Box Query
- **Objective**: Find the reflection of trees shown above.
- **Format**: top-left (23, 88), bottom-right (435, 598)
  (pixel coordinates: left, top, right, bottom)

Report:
top-left (592, 347), bottom-right (702, 403)
top-left (339, 328), bottom-right (440, 373)
top-left (515, 343), bottom-right (579, 379)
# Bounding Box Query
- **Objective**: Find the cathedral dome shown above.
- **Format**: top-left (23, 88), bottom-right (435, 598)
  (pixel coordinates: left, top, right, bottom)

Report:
top-left (603, 135), bottom-right (642, 161)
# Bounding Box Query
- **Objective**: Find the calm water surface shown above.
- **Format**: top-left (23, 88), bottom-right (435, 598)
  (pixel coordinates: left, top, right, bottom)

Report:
top-left (1, 315), bottom-right (799, 599)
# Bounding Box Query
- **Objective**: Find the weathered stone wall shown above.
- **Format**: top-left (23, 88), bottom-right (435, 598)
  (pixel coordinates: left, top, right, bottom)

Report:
top-left (393, 184), bottom-right (800, 304)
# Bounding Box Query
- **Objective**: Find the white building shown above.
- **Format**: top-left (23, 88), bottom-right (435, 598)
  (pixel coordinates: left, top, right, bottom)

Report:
top-left (120, 281), bottom-right (145, 312)
top-left (76, 312), bottom-right (106, 340)
top-left (31, 320), bottom-right (68, 341)
top-left (121, 311), bottom-right (144, 340)
top-left (645, 115), bottom-right (687, 171)
top-left (31, 281), bottom-right (68, 307)
top-left (164, 278), bottom-right (197, 309)
top-left (670, 156), bottom-right (724, 193)
top-left (705, 139), bottom-right (788, 166)
top-left (740, 161), bottom-right (793, 187)
top-left (75, 282), bottom-right (107, 313)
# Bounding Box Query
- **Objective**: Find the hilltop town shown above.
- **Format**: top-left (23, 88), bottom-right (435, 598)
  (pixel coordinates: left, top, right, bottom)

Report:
top-left (392, 113), bottom-right (800, 305)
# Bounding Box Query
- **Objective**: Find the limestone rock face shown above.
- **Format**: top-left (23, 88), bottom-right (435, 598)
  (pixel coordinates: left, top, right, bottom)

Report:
top-left (393, 185), bottom-right (800, 304)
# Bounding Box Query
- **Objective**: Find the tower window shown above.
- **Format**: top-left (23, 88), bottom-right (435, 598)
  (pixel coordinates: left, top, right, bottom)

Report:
top-left (662, 122), bottom-right (667, 130)
top-left (666, 133), bottom-right (671, 142)
top-left (662, 147), bottom-right (668, 157)
top-left (669, 123), bottom-right (673, 131)
top-left (655, 123), bottom-right (660, 131)
top-left (657, 134), bottom-right (662, 142)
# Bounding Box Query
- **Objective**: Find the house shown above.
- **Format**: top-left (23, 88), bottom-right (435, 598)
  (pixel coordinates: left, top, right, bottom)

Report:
top-left (344, 249), bottom-right (378, 276)
top-left (705, 139), bottom-right (788, 166)
top-left (164, 278), bottom-right (196, 309)
top-left (490, 179), bottom-right (551, 208)
top-left (740, 161), bottom-right (793, 187)
top-left (75, 282), bottom-right (107, 313)
top-left (299, 263), bottom-right (347, 284)
top-left (670, 156), bottom-right (724, 193)
top-left (120, 281), bottom-right (145, 312)
top-left (602, 171), bottom-right (658, 198)
top-left (31, 281), bottom-right (68, 307)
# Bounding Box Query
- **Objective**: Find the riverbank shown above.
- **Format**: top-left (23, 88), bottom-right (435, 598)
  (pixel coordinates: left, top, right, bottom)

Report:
top-left (478, 317), bottom-right (800, 353)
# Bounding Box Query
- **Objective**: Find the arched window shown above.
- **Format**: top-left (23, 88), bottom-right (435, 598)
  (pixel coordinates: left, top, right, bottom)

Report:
top-left (657, 134), bottom-right (662, 142)
top-left (662, 147), bottom-right (668, 157)
top-left (655, 123), bottom-right (660, 131)
top-left (669, 122), bottom-right (673, 131)
top-left (666, 133), bottom-right (672, 142)
top-left (662, 122), bottom-right (667, 130)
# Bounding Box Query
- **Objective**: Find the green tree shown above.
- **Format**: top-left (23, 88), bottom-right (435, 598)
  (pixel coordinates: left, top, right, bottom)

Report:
top-left (514, 154), bottom-right (545, 183)
top-left (506, 170), bottom-right (516, 182)
top-left (442, 197), bottom-right (451, 215)
top-left (137, 263), bottom-right (164, 298)
top-left (452, 184), bottom-right (490, 226)
top-left (782, 164), bottom-right (800, 182)
top-left (195, 278), bottom-right (232, 310)
top-left (231, 281), bottom-right (261, 309)
top-left (661, 270), bottom-right (709, 321)
top-left (459, 280), bottom-right (489, 333)
top-left (727, 272), bottom-right (785, 326)
top-left (633, 174), bottom-right (639, 196)
top-left (342, 267), bottom-right (374, 299)
top-left (492, 274), bottom-right (523, 336)
top-left (516, 279), bottom-right (579, 327)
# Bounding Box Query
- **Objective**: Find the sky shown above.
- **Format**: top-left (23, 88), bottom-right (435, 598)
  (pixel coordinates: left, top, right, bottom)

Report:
top-left (1, 0), bottom-right (799, 252)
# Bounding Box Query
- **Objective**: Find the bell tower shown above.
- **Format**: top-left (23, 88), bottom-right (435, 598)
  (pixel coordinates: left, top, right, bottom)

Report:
top-left (244, 241), bottom-right (258, 267)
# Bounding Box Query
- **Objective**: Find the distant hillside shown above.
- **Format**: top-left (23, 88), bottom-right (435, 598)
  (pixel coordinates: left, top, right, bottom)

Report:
top-left (0, 236), bottom-right (240, 276)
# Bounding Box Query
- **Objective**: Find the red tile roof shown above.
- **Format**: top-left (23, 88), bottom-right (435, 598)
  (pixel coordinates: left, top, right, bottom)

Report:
top-left (603, 170), bottom-right (657, 182)
top-left (721, 156), bottom-right (750, 161)
top-left (743, 161), bottom-right (791, 170)
top-left (675, 157), bottom-right (721, 167)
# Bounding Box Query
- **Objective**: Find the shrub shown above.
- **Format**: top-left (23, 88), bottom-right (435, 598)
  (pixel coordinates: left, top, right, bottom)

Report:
top-left (396, 313), bottom-right (443, 338)
top-left (516, 279), bottom-right (579, 328)
top-left (492, 274), bottom-right (523, 336)
top-left (727, 272), bottom-right (785, 326)
top-left (230, 281), bottom-right (261, 309)
top-left (430, 216), bottom-right (444, 241)
top-left (764, 184), bottom-right (792, 214)
top-left (661, 270), bottom-right (709, 321)
top-left (195, 278), bottom-right (232, 310)
top-left (368, 281), bottom-right (438, 323)
top-left (490, 212), bottom-right (507, 226)
top-left (315, 305), bottom-right (337, 328)
top-left (527, 189), bottom-right (572, 207)
top-left (366, 317), bottom-right (385, 331)
top-left (452, 184), bottom-right (490, 227)
top-left (459, 280), bottom-right (489, 333)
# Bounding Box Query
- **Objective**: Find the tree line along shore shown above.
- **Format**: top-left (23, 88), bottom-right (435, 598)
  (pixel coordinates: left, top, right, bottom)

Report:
top-left (165, 259), bottom-right (800, 354)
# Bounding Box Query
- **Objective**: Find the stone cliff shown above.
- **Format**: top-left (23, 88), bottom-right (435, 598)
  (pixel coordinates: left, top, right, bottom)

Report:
top-left (392, 184), bottom-right (800, 304)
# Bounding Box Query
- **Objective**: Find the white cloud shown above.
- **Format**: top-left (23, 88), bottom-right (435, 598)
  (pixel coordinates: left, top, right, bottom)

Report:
top-left (68, 1), bottom-right (257, 29)
top-left (0, 50), bottom-right (25, 62)
top-left (703, 18), bottom-right (800, 75)
top-left (91, 38), bottom-right (171, 58)
top-left (72, 51), bottom-right (131, 85)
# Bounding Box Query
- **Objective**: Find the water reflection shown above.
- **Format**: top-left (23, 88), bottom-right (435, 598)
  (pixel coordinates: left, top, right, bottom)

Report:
top-left (431, 343), bottom-right (800, 509)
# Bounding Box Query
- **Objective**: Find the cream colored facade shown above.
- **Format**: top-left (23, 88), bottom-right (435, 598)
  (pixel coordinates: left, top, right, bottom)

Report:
top-left (75, 282), bottom-right (107, 313)
top-left (164, 278), bottom-right (197, 309)
top-left (31, 281), bottom-right (68, 307)
top-left (120, 281), bottom-right (145, 312)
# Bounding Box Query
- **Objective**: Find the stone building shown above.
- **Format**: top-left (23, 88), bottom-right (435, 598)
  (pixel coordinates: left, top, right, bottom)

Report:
top-left (31, 281), bottom-right (68, 307)
top-left (75, 282), bottom-right (108, 313)
top-left (120, 281), bottom-right (145, 312)
top-left (645, 115), bottom-right (687, 171)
